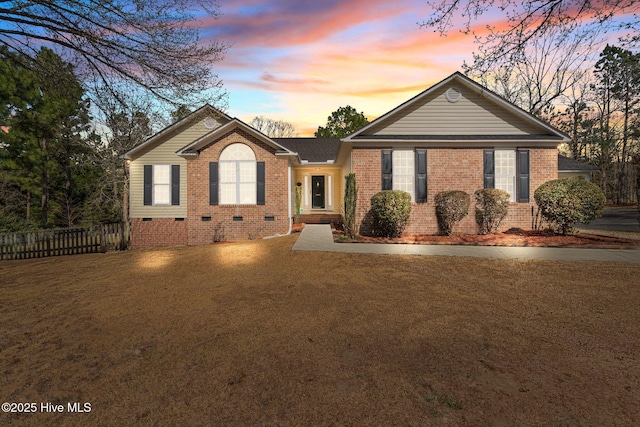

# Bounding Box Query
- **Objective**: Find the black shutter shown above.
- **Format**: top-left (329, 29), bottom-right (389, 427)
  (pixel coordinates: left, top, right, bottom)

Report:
top-left (209, 162), bottom-right (218, 205)
top-left (143, 165), bottom-right (152, 205)
top-left (415, 149), bottom-right (427, 203)
top-left (257, 162), bottom-right (265, 205)
top-left (171, 165), bottom-right (180, 206)
top-left (381, 150), bottom-right (392, 190)
top-left (517, 149), bottom-right (530, 203)
top-left (483, 150), bottom-right (495, 189)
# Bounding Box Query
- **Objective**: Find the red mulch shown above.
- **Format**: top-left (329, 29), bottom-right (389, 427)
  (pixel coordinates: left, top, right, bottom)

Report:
top-left (333, 227), bottom-right (638, 249)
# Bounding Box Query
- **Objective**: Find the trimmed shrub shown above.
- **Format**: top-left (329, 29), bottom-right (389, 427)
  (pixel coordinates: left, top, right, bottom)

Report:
top-left (474, 188), bottom-right (510, 234)
top-left (434, 190), bottom-right (470, 235)
top-left (370, 190), bottom-right (412, 238)
top-left (534, 177), bottom-right (605, 235)
top-left (294, 182), bottom-right (302, 223)
top-left (343, 173), bottom-right (358, 238)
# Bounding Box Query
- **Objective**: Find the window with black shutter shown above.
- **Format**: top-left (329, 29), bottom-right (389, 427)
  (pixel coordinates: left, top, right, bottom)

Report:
top-left (517, 149), bottom-right (530, 203)
top-left (415, 149), bottom-right (427, 203)
top-left (209, 162), bottom-right (218, 205)
top-left (381, 150), bottom-right (392, 190)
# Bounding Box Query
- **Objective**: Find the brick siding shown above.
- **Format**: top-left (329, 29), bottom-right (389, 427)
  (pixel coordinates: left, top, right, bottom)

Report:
top-left (186, 129), bottom-right (290, 244)
top-left (130, 218), bottom-right (188, 249)
top-left (353, 147), bottom-right (558, 235)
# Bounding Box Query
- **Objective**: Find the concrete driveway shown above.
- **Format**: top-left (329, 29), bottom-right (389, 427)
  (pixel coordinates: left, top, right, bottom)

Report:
top-left (579, 207), bottom-right (640, 232)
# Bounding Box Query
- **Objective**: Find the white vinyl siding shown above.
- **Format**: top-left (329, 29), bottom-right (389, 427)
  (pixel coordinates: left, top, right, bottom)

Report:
top-left (366, 85), bottom-right (542, 136)
top-left (495, 150), bottom-right (516, 202)
top-left (393, 150), bottom-right (414, 201)
top-left (129, 116), bottom-right (227, 218)
top-left (219, 143), bottom-right (257, 205)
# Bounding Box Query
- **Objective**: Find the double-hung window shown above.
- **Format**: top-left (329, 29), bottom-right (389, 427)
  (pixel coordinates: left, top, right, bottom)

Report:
top-left (152, 165), bottom-right (171, 205)
top-left (219, 143), bottom-right (257, 205)
top-left (209, 143), bottom-right (266, 206)
top-left (143, 164), bottom-right (180, 206)
top-left (393, 150), bottom-right (415, 201)
top-left (494, 150), bottom-right (516, 202)
top-left (483, 149), bottom-right (530, 203)
top-left (381, 149), bottom-right (427, 203)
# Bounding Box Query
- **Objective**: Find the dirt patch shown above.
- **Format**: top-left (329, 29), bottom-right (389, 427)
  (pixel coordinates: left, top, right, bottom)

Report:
top-left (334, 227), bottom-right (639, 249)
top-left (1, 236), bottom-right (639, 425)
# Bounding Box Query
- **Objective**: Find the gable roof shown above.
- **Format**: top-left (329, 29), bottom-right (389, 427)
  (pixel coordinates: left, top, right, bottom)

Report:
top-left (558, 154), bottom-right (598, 172)
top-left (122, 104), bottom-right (231, 160)
top-left (274, 138), bottom-right (341, 163)
top-left (344, 72), bottom-right (570, 144)
top-left (175, 118), bottom-right (297, 157)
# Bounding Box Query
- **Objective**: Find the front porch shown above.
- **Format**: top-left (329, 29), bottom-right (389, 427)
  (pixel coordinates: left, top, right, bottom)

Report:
top-left (296, 213), bottom-right (343, 226)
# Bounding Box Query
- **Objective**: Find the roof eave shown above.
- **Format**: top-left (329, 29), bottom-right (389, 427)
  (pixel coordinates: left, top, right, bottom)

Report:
top-left (343, 72), bottom-right (570, 142)
top-left (299, 160), bottom-right (336, 165)
top-left (176, 119), bottom-right (297, 156)
top-left (350, 137), bottom-right (564, 145)
top-left (123, 104), bottom-right (230, 160)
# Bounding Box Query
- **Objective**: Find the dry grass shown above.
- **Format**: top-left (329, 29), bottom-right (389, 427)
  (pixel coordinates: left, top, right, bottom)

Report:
top-left (1, 235), bottom-right (639, 426)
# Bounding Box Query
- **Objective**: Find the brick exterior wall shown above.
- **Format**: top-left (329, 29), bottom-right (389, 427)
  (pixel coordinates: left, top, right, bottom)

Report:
top-left (130, 218), bottom-right (188, 249)
top-left (186, 129), bottom-right (290, 244)
top-left (353, 147), bottom-right (558, 235)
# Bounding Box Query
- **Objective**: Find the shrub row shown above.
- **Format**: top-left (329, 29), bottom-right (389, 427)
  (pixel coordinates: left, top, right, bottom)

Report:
top-left (369, 188), bottom-right (510, 237)
top-left (368, 178), bottom-right (604, 237)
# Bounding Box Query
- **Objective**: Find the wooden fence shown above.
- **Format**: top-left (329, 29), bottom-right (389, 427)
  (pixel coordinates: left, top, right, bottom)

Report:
top-left (0, 222), bottom-right (129, 261)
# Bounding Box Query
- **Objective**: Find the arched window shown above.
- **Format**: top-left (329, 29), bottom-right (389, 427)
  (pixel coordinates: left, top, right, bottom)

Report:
top-left (219, 143), bottom-right (257, 204)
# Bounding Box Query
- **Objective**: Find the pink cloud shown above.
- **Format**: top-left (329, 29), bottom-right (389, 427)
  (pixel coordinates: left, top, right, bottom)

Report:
top-left (261, 72), bottom-right (330, 86)
top-left (203, 0), bottom-right (404, 48)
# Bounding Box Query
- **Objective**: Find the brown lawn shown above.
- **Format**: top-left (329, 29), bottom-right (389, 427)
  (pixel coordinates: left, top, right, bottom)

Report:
top-left (1, 234), bottom-right (639, 426)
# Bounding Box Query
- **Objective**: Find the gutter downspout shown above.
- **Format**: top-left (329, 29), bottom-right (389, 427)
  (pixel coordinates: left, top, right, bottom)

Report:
top-left (263, 160), bottom-right (293, 239)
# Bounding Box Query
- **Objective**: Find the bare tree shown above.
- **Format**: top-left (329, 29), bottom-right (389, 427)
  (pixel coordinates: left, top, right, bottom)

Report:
top-left (0, 0), bottom-right (227, 107)
top-left (422, 1), bottom-right (639, 72)
top-left (87, 88), bottom-right (157, 224)
top-left (464, 25), bottom-right (598, 120)
top-left (250, 116), bottom-right (298, 138)
top-left (554, 74), bottom-right (597, 159)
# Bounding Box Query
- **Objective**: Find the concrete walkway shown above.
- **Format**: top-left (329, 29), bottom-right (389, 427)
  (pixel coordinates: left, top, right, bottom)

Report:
top-left (292, 224), bottom-right (640, 264)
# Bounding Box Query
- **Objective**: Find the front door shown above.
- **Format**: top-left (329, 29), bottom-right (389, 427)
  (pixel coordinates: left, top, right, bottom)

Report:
top-left (312, 176), bottom-right (325, 209)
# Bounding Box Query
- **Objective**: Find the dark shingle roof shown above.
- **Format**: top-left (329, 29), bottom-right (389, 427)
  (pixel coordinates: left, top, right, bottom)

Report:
top-left (273, 138), bottom-right (341, 162)
top-left (558, 154), bottom-right (599, 172)
top-left (352, 134), bottom-right (564, 141)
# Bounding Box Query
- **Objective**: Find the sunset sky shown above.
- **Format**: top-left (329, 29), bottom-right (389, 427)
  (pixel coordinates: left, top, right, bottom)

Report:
top-left (204, 0), bottom-right (493, 136)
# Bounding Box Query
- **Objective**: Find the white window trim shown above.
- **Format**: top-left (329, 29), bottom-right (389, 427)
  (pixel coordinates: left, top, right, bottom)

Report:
top-left (494, 149), bottom-right (516, 202)
top-left (303, 175), bottom-right (310, 209)
top-left (392, 150), bottom-right (415, 201)
top-left (152, 164), bottom-right (171, 206)
top-left (327, 175), bottom-right (333, 210)
top-left (219, 143), bottom-right (257, 205)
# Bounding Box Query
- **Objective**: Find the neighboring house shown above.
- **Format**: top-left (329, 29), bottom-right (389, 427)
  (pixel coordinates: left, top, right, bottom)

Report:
top-left (558, 154), bottom-right (598, 181)
top-left (124, 72), bottom-right (570, 248)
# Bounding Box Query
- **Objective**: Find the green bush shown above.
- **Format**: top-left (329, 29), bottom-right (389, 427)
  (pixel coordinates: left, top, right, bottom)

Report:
top-left (435, 190), bottom-right (470, 235)
top-left (370, 190), bottom-right (412, 238)
top-left (534, 177), bottom-right (605, 235)
top-left (474, 188), bottom-right (510, 234)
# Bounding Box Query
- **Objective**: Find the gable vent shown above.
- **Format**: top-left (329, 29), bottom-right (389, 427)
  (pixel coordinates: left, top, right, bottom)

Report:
top-left (203, 117), bottom-right (218, 129)
top-left (445, 87), bottom-right (462, 103)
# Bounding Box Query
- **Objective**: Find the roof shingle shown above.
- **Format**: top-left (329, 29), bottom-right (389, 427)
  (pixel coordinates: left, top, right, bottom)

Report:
top-left (274, 138), bottom-right (341, 163)
top-left (558, 154), bottom-right (599, 172)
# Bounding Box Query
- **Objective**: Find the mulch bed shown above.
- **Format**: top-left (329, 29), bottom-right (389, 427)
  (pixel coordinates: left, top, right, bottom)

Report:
top-left (333, 227), bottom-right (639, 249)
